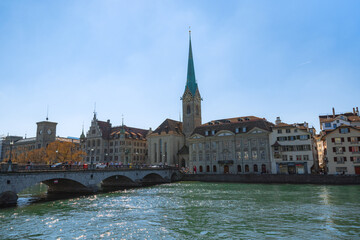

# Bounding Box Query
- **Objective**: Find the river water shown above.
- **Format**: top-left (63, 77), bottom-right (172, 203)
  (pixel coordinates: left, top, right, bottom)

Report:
top-left (1, 182), bottom-right (360, 239)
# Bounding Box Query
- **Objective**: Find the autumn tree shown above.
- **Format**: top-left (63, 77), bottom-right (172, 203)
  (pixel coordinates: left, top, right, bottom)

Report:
top-left (44, 141), bottom-right (86, 164)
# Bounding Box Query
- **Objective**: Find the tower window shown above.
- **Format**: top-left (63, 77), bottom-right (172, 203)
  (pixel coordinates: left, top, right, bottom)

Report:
top-left (187, 105), bottom-right (191, 114)
top-left (196, 105), bottom-right (199, 116)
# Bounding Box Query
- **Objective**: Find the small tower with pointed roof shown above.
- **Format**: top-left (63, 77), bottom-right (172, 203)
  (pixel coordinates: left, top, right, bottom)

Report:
top-left (181, 30), bottom-right (202, 137)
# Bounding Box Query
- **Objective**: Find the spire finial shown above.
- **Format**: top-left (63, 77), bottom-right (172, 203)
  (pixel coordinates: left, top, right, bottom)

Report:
top-left (122, 114), bottom-right (124, 126)
top-left (46, 105), bottom-right (49, 121)
top-left (93, 102), bottom-right (97, 119)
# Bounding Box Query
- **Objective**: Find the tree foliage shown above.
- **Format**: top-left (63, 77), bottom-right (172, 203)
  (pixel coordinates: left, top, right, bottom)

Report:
top-left (4, 141), bottom-right (86, 164)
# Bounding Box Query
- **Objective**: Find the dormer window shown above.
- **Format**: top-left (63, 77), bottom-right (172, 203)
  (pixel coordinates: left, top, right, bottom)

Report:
top-left (205, 131), bottom-right (209, 136)
top-left (238, 118), bottom-right (243, 122)
top-left (211, 130), bottom-right (215, 135)
top-left (245, 117), bottom-right (250, 121)
top-left (242, 127), bottom-right (247, 132)
top-left (215, 121), bottom-right (220, 124)
top-left (235, 128), bottom-right (239, 133)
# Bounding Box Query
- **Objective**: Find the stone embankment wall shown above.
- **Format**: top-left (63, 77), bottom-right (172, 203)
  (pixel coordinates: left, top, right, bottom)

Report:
top-left (181, 174), bottom-right (360, 185)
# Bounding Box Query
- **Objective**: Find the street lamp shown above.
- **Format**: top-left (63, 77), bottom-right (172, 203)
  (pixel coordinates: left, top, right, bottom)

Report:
top-left (8, 141), bottom-right (14, 172)
top-left (91, 148), bottom-right (94, 169)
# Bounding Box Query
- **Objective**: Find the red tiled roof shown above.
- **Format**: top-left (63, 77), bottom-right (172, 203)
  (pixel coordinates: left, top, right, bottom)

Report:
top-left (191, 116), bottom-right (273, 136)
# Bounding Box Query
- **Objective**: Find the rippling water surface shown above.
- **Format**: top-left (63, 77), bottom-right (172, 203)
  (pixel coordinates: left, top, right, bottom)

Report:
top-left (1, 182), bottom-right (360, 239)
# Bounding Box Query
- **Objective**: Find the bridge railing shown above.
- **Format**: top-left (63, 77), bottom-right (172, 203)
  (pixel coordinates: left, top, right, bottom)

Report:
top-left (1, 163), bottom-right (178, 173)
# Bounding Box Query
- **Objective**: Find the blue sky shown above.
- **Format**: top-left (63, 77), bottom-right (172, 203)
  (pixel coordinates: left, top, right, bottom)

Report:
top-left (1, 0), bottom-right (359, 138)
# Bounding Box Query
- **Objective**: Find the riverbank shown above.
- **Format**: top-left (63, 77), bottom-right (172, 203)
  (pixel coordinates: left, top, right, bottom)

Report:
top-left (181, 174), bottom-right (360, 184)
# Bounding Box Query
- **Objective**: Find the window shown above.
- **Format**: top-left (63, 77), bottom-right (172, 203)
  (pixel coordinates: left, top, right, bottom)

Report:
top-left (294, 129), bottom-right (298, 133)
top-left (333, 124), bottom-right (337, 128)
top-left (300, 135), bottom-right (309, 140)
top-left (282, 155), bottom-right (287, 161)
top-left (235, 128), bottom-right (239, 133)
top-left (339, 128), bottom-right (350, 134)
top-left (332, 138), bottom-right (343, 144)
top-left (237, 165), bottom-right (241, 173)
top-left (196, 105), bottom-right (199, 116)
top-left (192, 152), bottom-right (196, 161)
top-left (206, 165), bottom-right (210, 172)
top-left (213, 165), bottom-right (217, 172)
top-left (211, 130), bottom-right (215, 135)
top-left (286, 129), bottom-right (291, 133)
top-left (206, 152), bottom-right (210, 161)
top-left (254, 164), bottom-right (258, 172)
top-left (199, 143), bottom-right (203, 150)
top-left (252, 150), bottom-right (258, 160)
top-left (205, 131), bottom-right (208, 136)
top-left (243, 127), bottom-right (247, 132)
top-left (245, 165), bottom-right (249, 172)
top-left (186, 105), bottom-right (191, 114)
top-left (289, 155), bottom-right (293, 161)
top-left (244, 150), bottom-right (249, 160)
top-left (199, 166), bottom-right (203, 172)
top-left (296, 155), bottom-right (302, 161)
top-left (303, 155), bottom-right (309, 160)
top-left (325, 123), bottom-right (331, 128)
top-left (236, 151), bottom-right (241, 160)
top-left (278, 129), bottom-right (282, 134)
top-left (349, 146), bottom-right (360, 153)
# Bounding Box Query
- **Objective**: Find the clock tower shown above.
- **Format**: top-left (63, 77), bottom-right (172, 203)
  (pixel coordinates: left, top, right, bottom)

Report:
top-left (181, 31), bottom-right (202, 138)
top-left (36, 120), bottom-right (57, 148)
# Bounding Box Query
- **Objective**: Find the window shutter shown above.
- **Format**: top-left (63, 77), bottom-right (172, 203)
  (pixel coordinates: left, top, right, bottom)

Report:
top-left (334, 157), bottom-right (337, 162)
top-left (332, 138), bottom-right (335, 143)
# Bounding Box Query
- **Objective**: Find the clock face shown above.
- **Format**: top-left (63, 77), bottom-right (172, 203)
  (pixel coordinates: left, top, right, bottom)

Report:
top-left (47, 129), bottom-right (52, 135)
top-left (39, 130), bottom-right (43, 135)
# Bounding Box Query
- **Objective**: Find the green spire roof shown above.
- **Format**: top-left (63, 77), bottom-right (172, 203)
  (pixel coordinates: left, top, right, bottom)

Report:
top-left (185, 31), bottom-right (198, 96)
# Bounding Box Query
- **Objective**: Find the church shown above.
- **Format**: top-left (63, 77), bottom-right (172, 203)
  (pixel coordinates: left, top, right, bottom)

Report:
top-left (147, 32), bottom-right (274, 174)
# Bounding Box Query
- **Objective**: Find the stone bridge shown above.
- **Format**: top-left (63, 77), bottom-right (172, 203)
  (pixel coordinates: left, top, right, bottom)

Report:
top-left (0, 168), bottom-right (182, 206)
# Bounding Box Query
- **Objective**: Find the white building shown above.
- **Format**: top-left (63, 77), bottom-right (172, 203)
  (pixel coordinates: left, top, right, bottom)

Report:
top-left (269, 117), bottom-right (316, 174)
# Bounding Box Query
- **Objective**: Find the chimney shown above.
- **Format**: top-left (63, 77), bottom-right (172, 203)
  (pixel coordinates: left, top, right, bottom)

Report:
top-left (332, 107), bottom-right (335, 118)
top-left (357, 107), bottom-right (359, 115)
top-left (275, 117), bottom-right (281, 125)
top-left (353, 108), bottom-right (356, 114)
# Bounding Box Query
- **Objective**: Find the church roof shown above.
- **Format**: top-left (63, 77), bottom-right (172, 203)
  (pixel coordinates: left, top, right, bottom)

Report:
top-left (149, 118), bottom-right (183, 136)
top-left (184, 31), bottom-right (198, 96)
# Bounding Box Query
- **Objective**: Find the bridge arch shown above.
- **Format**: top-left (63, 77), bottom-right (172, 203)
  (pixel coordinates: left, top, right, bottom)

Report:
top-left (142, 173), bottom-right (167, 185)
top-left (101, 175), bottom-right (140, 190)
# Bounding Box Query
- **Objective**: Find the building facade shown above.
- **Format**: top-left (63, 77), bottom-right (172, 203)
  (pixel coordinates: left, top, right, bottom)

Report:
top-left (269, 117), bottom-right (316, 174)
top-left (147, 119), bottom-right (185, 166)
top-left (321, 125), bottom-right (360, 175)
top-left (188, 117), bottom-right (273, 174)
top-left (81, 114), bottom-right (148, 165)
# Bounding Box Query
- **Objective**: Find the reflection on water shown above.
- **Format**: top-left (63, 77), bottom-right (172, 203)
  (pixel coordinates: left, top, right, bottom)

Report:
top-left (1, 182), bottom-right (360, 239)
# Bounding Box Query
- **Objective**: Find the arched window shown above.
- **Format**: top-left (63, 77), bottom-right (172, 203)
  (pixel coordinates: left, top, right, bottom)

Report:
top-left (206, 165), bottom-right (210, 172)
top-left (199, 165), bottom-right (203, 172)
top-left (261, 164), bottom-right (266, 173)
top-left (245, 164), bottom-right (249, 172)
top-left (213, 165), bottom-right (217, 172)
top-left (254, 164), bottom-right (258, 172)
top-left (187, 105), bottom-right (191, 114)
top-left (237, 165), bottom-right (241, 173)
top-left (196, 105), bottom-right (199, 116)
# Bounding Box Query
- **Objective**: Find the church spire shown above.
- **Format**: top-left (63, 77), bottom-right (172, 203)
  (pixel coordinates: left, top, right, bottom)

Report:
top-left (184, 30), bottom-right (198, 96)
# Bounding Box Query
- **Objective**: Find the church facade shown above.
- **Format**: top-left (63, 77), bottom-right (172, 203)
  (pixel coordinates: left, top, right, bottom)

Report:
top-left (147, 32), bottom-right (275, 173)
